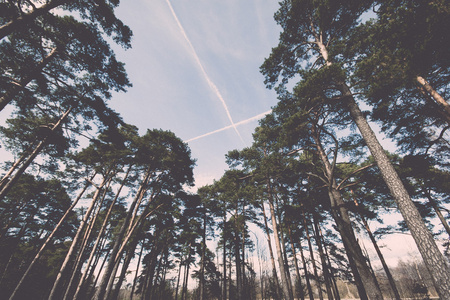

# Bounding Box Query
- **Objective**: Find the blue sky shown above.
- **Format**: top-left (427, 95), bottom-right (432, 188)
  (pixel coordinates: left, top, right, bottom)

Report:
top-left (109, 0), bottom-right (281, 188)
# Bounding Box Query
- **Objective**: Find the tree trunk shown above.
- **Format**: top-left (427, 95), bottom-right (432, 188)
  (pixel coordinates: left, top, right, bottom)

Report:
top-left (73, 165), bottom-right (131, 300)
top-left (311, 213), bottom-right (334, 300)
top-left (63, 179), bottom-right (110, 300)
top-left (424, 189), bottom-right (450, 238)
top-left (298, 237), bottom-right (314, 300)
top-left (287, 225), bottom-right (305, 300)
top-left (311, 122), bottom-right (382, 299)
top-left (267, 180), bottom-right (293, 300)
top-left (302, 211), bottom-right (323, 300)
top-left (94, 167), bottom-right (152, 300)
top-left (222, 213), bottom-right (227, 300)
top-left (48, 174), bottom-right (109, 300)
top-left (262, 203), bottom-right (282, 298)
top-left (416, 75), bottom-right (450, 121)
top-left (343, 89), bottom-right (450, 298)
top-left (352, 197), bottom-right (401, 300)
top-left (318, 34), bottom-right (450, 298)
top-left (7, 180), bottom-right (91, 296)
top-left (130, 240), bottom-right (144, 300)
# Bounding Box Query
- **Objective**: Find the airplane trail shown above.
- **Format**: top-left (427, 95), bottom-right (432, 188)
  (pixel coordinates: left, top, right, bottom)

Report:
top-left (185, 110), bottom-right (272, 143)
top-left (164, 0), bottom-right (244, 143)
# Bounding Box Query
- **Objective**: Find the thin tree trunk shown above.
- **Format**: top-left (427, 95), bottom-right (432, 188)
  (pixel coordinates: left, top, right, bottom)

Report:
top-left (267, 180), bottom-right (293, 300)
top-left (63, 179), bottom-right (111, 300)
top-left (416, 75), bottom-right (450, 120)
top-left (8, 175), bottom-right (94, 300)
top-left (222, 212), bottom-right (227, 300)
top-left (130, 240), bottom-right (144, 300)
top-left (175, 259), bottom-right (183, 300)
top-left (48, 174), bottom-right (109, 300)
top-left (311, 123), bottom-right (380, 300)
top-left (311, 213), bottom-right (333, 300)
top-left (424, 189), bottom-right (450, 238)
top-left (0, 106), bottom-right (72, 201)
top-left (302, 210), bottom-right (323, 300)
top-left (261, 203), bottom-right (282, 298)
top-left (320, 228), bottom-right (341, 300)
top-left (199, 207), bottom-right (207, 300)
top-left (73, 165), bottom-right (131, 300)
top-left (352, 197), bottom-right (401, 300)
top-left (288, 225), bottom-right (305, 300)
top-left (94, 167), bottom-right (152, 300)
top-left (298, 237), bottom-right (314, 300)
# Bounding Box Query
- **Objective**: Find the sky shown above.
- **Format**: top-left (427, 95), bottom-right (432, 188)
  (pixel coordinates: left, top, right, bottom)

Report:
top-left (108, 0), bottom-right (280, 188)
top-left (104, 0), bottom-right (431, 272)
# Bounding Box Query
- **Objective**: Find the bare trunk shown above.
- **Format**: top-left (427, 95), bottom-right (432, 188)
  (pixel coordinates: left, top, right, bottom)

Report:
top-left (302, 211), bottom-right (323, 300)
top-left (343, 89), bottom-right (450, 298)
top-left (262, 203), bottom-right (282, 298)
top-left (267, 182), bottom-right (293, 300)
top-left (48, 174), bottom-right (108, 300)
top-left (94, 167), bottom-right (152, 300)
top-left (8, 175), bottom-right (93, 300)
top-left (298, 237), bottom-right (314, 300)
top-left (416, 75), bottom-right (450, 121)
top-left (317, 35), bottom-right (450, 298)
top-left (73, 166), bottom-right (131, 300)
top-left (311, 213), bottom-right (334, 300)
top-left (288, 225), bottom-right (305, 300)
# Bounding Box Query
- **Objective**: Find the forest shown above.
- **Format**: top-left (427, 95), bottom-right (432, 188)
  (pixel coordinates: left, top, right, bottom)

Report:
top-left (0, 0), bottom-right (449, 299)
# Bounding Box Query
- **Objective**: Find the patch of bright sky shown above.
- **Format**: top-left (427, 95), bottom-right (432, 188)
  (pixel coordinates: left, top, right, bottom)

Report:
top-left (109, 0), bottom-right (281, 188)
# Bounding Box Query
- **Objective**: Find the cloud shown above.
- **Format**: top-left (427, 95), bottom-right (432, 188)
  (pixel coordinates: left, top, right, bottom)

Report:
top-left (185, 110), bottom-right (272, 143)
top-left (165, 0), bottom-right (244, 143)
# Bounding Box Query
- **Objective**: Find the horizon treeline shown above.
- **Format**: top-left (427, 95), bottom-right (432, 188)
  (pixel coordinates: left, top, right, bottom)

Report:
top-left (0, 1), bottom-right (449, 300)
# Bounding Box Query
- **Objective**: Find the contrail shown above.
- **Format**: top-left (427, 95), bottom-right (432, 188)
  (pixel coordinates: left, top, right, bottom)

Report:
top-left (185, 110), bottom-right (272, 143)
top-left (164, 0), bottom-right (244, 143)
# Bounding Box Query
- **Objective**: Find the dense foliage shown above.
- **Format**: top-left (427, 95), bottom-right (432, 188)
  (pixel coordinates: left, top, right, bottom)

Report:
top-left (0, 0), bottom-right (449, 300)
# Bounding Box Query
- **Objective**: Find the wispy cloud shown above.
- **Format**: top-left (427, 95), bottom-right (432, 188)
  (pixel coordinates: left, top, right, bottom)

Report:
top-left (165, 0), bottom-right (244, 143)
top-left (185, 110), bottom-right (272, 143)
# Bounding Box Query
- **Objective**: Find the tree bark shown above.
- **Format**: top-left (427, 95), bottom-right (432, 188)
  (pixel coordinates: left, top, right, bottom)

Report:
top-left (301, 210), bottom-right (323, 300)
top-left (94, 166), bottom-right (152, 300)
top-left (261, 203), bottom-right (282, 298)
top-left (267, 180), bottom-right (294, 300)
top-left (343, 88), bottom-right (450, 298)
top-left (416, 75), bottom-right (450, 121)
top-left (311, 213), bottom-right (334, 300)
top-left (352, 197), bottom-right (401, 300)
top-left (48, 174), bottom-right (109, 300)
top-left (287, 225), bottom-right (305, 300)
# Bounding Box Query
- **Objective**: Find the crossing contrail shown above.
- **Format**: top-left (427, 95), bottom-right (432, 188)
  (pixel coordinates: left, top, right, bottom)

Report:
top-left (164, 0), bottom-right (244, 143)
top-left (185, 110), bottom-right (272, 143)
